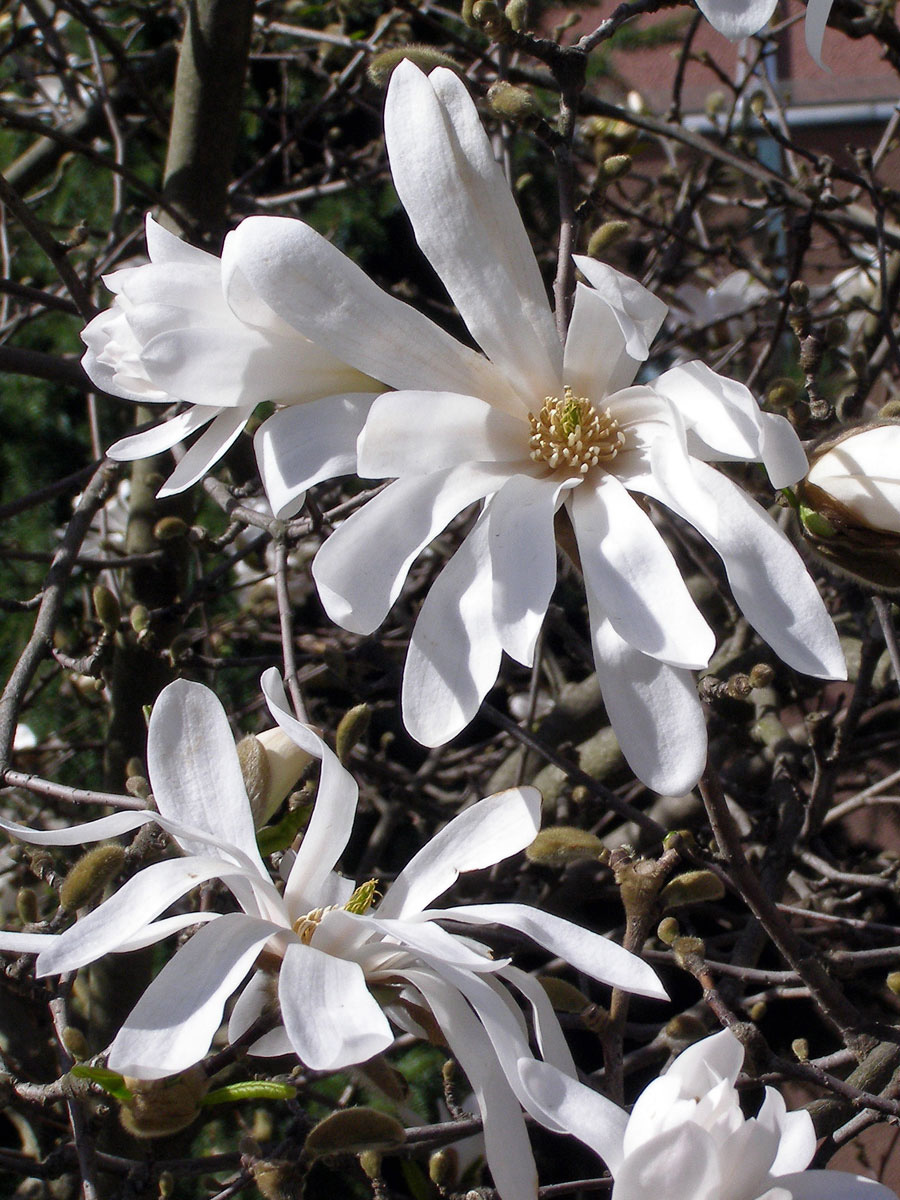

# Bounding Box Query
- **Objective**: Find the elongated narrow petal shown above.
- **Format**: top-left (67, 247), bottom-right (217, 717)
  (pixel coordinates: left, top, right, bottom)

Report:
top-left (260, 669), bottom-right (359, 913)
top-left (571, 474), bottom-right (715, 670)
top-left (357, 390), bottom-right (528, 479)
top-left (107, 407), bottom-right (217, 460)
top-left (692, 0), bottom-right (778, 39)
top-left (564, 283), bottom-right (639, 399)
top-left (254, 393), bottom-right (377, 519)
top-left (0, 930), bottom-right (60, 954)
top-left (114, 911), bottom-right (219, 952)
top-left (108, 914), bottom-right (279, 1079)
top-left (585, 592), bottom-right (708, 795)
top-left (500, 964), bottom-right (577, 1076)
top-left (488, 473), bottom-right (570, 665)
top-left (385, 62), bottom-right (561, 401)
top-left (313, 463), bottom-right (507, 635)
top-left (518, 1059), bottom-right (630, 1173)
top-left (804, 0), bottom-right (834, 65)
top-left (434, 903), bottom-right (667, 1000)
top-left (402, 509), bottom-right (501, 747)
top-left (573, 256), bottom-right (668, 360)
top-left (279, 941), bottom-right (394, 1071)
top-left (379, 786), bottom-right (541, 919)
top-left (222, 216), bottom-right (506, 402)
top-left (157, 406), bottom-right (249, 496)
top-left (148, 679), bottom-right (263, 868)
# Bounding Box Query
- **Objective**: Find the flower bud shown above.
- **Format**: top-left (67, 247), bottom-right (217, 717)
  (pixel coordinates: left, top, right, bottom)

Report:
top-left (367, 46), bottom-right (460, 87)
top-left (305, 1108), bottom-right (406, 1157)
top-left (601, 154), bottom-right (632, 182)
top-left (359, 1150), bottom-right (383, 1179)
top-left (672, 934), bottom-right (705, 968)
top-left (153, 516), bottom-right (188, 542)
top-left (92, 585), bottom-right (121, 633)
top-left (16, 887), bottom-right (37, 924)
top-left (59, 844), bottom-right (125, 912)
top-left (237, 729), bottom-right (313, 827)
top-left (487, 82), bottom-right (540, 124)
top-left (660, 870), bottom-right (725, 910)
top-left (252, 1159), bottom-right (302, 1200)
top-left (62, 1026), bottom-right (90, 1061)
top-left (538, 976), bottom-right (591, 1012)
top-left (526, 826), bottom-right (604, 864)
top-left (130, 605), bottom-right (150, 634)
top-left (336, 703), bottom-right (370, 764)
top-left (587, 221), bottom-right (630, 257)
top-left (504, 0), bottom-right (529, 29)
top-left (430, 1147), bottom-right (460, 1190)
top-left (119, 1067), bottom-right (208, 1138)
top-left (657, 916), bottom-right (680, 944)
top-left (887, 970), bottom-right (900, 995)
top-left (792, 1037), bottom-right (809, 1061)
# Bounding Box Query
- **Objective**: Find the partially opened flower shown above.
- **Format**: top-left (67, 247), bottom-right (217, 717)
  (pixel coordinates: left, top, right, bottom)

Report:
top-left (670, 270), bottom-right (769, 346)
top-left (81, 216), bottom-right (379, 496)
top-left (519, 1028), bottom-right (897, 1200)
top-left (692, 0), bottom-right (834, 66)
top-left (233, 61), bottom-right (843, 794)
top-left (0, 671), bottom-right (665, 1200)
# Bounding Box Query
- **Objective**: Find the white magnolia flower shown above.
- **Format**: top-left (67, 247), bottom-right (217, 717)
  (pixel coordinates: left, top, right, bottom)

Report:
top-left (81, 216), bottom-right (379, 496)
top-left (670, 270), bottom-right (769, 344)
top-left (0, 671), bottom-right (665, 1200)
top-left (694, 0), bottom-right (834, 66)
top-left (230, 62), bottom-right (843, 794)
top-left (801, 424), bottom-right (900, 536)
top-left (519, 1028), bottom-right (897, 1200)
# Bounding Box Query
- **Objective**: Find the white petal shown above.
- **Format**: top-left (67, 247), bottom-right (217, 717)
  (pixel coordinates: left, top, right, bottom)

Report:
top-left (775, 1173), bottom-right (898, 1200)
top-left (402, 509), bottom-right (501, 747)
top-left (260, 669), bottom-right (359, 915)
top-left (35, 855), bottom-right (256, 977)
top-left (313, 463), bottom-right (507, 635)
top-left (0, 931), bottom-right (59, 954)
top-left (82, 308), bottom-right (168, 403)
top-left (804, 0), bottom-right (834, 65)
top-left (571, 475), bottom-right (715, 669)
top-left (759, 413), bottom-right (810, 489)
top-left (0, 807), bottom-right (156, 847)
top-left (157, 406), bottom-right (249, 496)
top-left (518, 1059), bottom-right (629, 1173)
top-left (385, 62), bottom-right (561, 400)
top-left (585, 595), bottom-right (708, 795)
top-left (501, 964), bottom-right (577, 1075)
top-left (807, 426), bottom-right (900, 533)
top-left (612, 1125), bottom-right (721, 1200)
top-left (106, 407), bottom-right (217, 461)
top-left (764, 1098), bottom-right (817, 1176)
top-left (668, 1028), bottom-right (744, 1090)
top-left (254, 394), bottom-right (377, 519)
top-left (148, 679), bottom-right (263, 866)
top-left (692, 0), bottom-right (778, 38)
top-left (279, 941), bottom-right (393, 1070)
top-left (367, 916), bottom-right (502, 970)
top-left (435, 903), bottom-right (667, 1000)
top-left (222, 216), bottom-right (505, 401)
top-left (573, 257), bottom-right (667, 360)
top-left (357, 390), bottom-right (528, 478)
top-left (145, 214), bottom-right (218, 268)
top-left (107, 914), bottom-right (278, 1078)
top-left (378, 786), bottom-right (541, 918)
top-left (564, 282), bottom-right (637, 399)
top-left (113, 911), bottom-right (219, 952)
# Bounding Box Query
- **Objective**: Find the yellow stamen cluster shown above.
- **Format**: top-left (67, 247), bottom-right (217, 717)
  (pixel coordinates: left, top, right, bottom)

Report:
top-left (292, 879), bottom-right (379, 944)
top-left (293, 907), bottom-right (328, 944)
top-left (528, 387), bottom-right (625, 474)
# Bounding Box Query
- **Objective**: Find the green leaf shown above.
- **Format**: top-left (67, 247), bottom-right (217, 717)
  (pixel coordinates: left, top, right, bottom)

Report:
top-left (201, 1080), bottom-right (297, 1106)
top-left (70, 1065), bottom-right (134, 1102)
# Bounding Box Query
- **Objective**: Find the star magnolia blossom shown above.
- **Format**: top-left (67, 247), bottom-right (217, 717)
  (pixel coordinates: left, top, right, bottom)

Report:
top-left (232, 61), bottom-right (844, 795)
top-left (519, 1028), bottom-right (898, 1200)
top-left (0, 670), bottom-right (665, 1200)
top-left (802, 425), bottom-right (900, 536)
top-left (81, 216), bottom-right (379, 496)
top-left (695, 0), bottom-right (834, 66)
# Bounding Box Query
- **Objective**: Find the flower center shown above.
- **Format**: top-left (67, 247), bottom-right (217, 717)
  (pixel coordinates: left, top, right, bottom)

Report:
top-left (291, 879), bottom-right (379, 945)
top-left (528, 387), bottom-right (625, 474)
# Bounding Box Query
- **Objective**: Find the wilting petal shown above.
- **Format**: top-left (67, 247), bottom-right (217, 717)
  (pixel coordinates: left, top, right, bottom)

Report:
top-left (313, 463), bottom-right (507, 635)
top-left (692, 0), bottom-right (778, 39)
top-left (518, 1059), bottom-right (630, 1173)
top-left (585, 593), bottom-right (708, 794)
top-left (489, 473), bottom-right (569, 665)
top-left (148, 679), bottom-right (263, 868)
top-left (279, 941), bottom-right (393, 1071)
top-left (260, 670), bottom-right (359, 914)
top-left (804, 0), bottom-right (834, 65)
top-left (157, 405), bottom-right (249, 496)
top-left (402, 509), bottom-right (501, 747)
top-left (222, 216), bottom-right (505, 402)
top-left (379, 786), bottom-right (541, 918)
top-left (107, 914), bottom-right (278, 1078)
top-left (255, 393), bottom-right (377, 519)
top-left (571, 474), bottom-right (714, 670)
top-left (385, 62), bottom-right (561, 401)
top-left (358, 390), bottom-right (528, 479)
top-left (434, 903), bottom-right (667, 1000)
top-left (107, 406), bottom-right (217, 460)
top-left (573, 256), bottom-right (667, 360)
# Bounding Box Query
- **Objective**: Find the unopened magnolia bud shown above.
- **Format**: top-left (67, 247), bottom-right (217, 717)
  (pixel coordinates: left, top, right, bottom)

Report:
top-left (239, 729), bottom-right (313, 827)
top-left (526, 826), bottom-right (604, 864)
top-left (305, 1108), bottom-right (406, 1157)
top-left (790, 280), bottom-right (809, 306)
top-left (125, 775), bottom-right (150, 799)
top-left (59, 845), bottom-right (125, 911)
top-left (587, 221), bottom-right (630, 257)
top-left (252, 1159), bottom-right (301, 1200)
top-left (359, 1150), bottom-right (382, 1179)
top-left (705, 91), bottom-right (726, 116)
top-left (748, 91), bottom-right (766, 118)
top-left (92, 585), bottom-right (120, 633)
top-left (430, 1147), bottom-right (460, 1190)
top-left (357, 1055), bottom-right (409, 1102)
top-left (657, 916), bottom-right (680, 944)
top-left (158, 1171), bottom-right (175, 1197)
top-left (767, 380), bottom-right (799, 407)
top-left (488, 81), bottom-right (540, 124)
top-left (662, 829), bottom-right (696, 852)
top-left (887, 970), bottom-right (900, 995)
top-left (367, 45), bottom-right (460, 86)
top-left (153, 516), bottom-right (188, 542)
top-left (471, 0), bottom-right (510, 37)
top-left (672, 934), bottom-right (705, 967)
top-left (665, 1013), bottom-right (707, 1042)
top-left (538, 976), bottom-right (591, 1012)
top-left (660, 870), bottom-right (725, 910)
top-left (749, 1001), bottom-right (767, 1021)
top-left (726, 673), bottom-right (752, 699)
top-left (336, 704), bottom-right (370, 765)
top-left (120, 1067), bottom-right (208, 1138)
top-left (748, 663), bottom-right (774, 689)
top-left (504, 0), bottom-right (529, 29)
top-left (601, 154), bottom-right (632, 181)
top-left (16, 888), bottom-right (37, 924)
top-left (62, 1026), bottom-right (90, 1060)
top-left (130, 605), bottom-right (150, 634)
top-left (879, 400), bottom-right (900, 421)
top-left (792, 1038), bottom-right (809, 1061)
